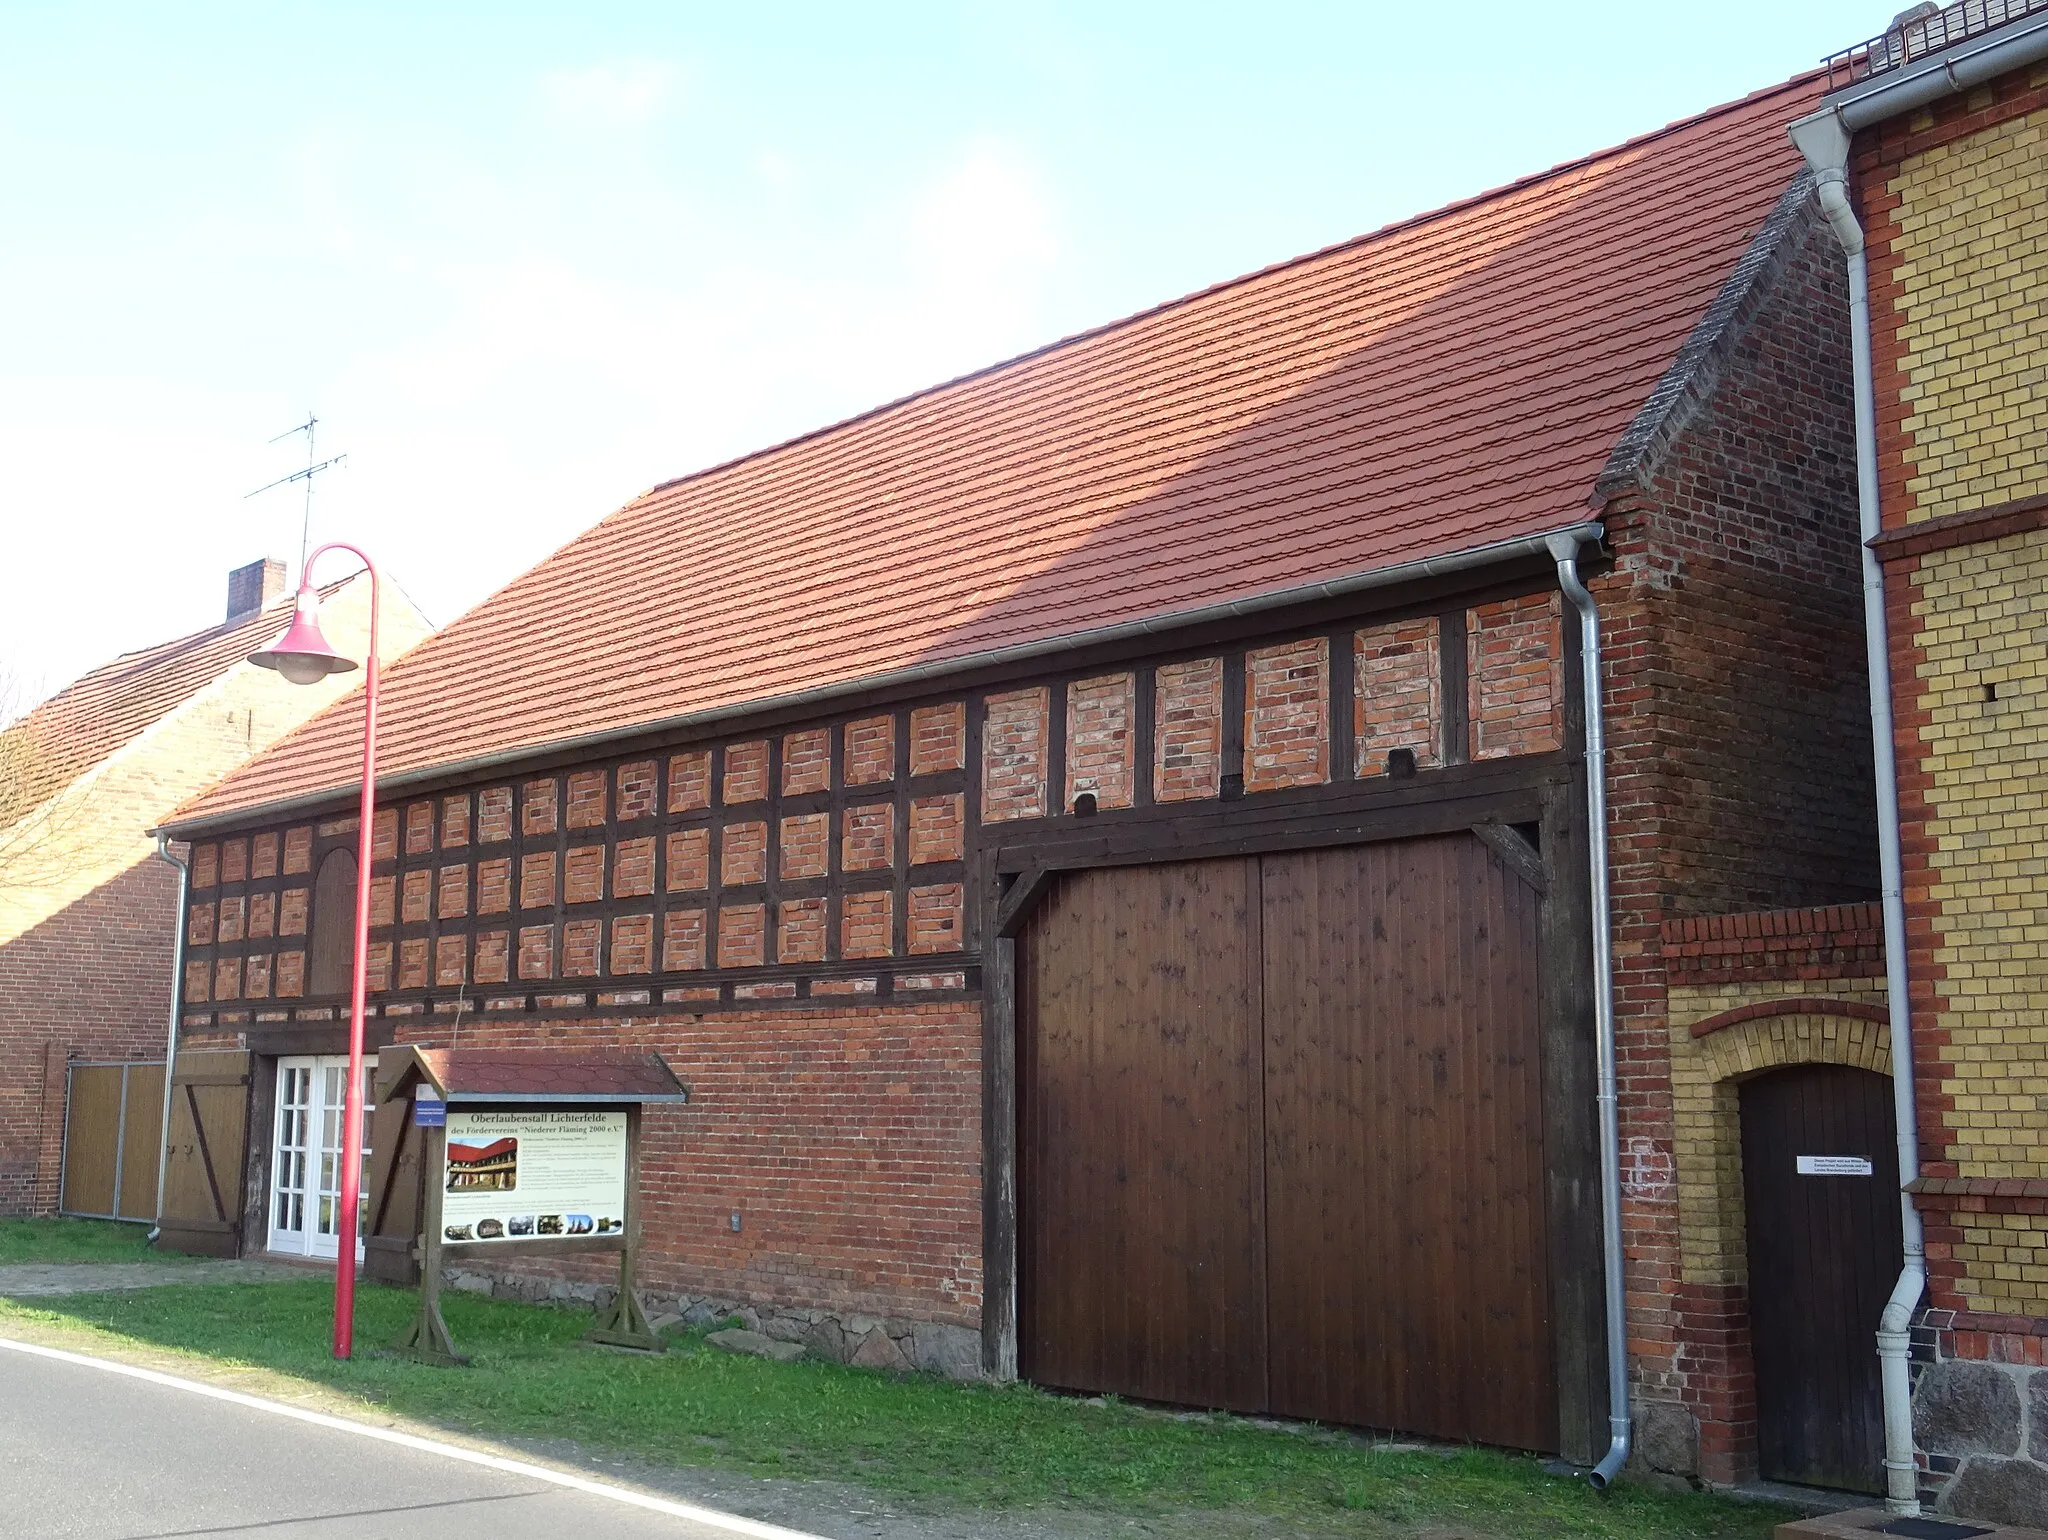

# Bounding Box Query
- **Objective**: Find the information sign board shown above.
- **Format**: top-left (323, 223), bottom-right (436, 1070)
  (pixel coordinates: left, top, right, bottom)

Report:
top-left (439, 1109), bottom-right (627, 1244)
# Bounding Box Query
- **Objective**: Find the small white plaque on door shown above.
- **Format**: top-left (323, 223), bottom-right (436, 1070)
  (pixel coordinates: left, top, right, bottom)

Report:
top-left (1796, 1155), bottom-right (1874, 1176)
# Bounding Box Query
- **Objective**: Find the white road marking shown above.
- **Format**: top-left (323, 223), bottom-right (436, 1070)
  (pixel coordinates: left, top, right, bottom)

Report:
top-left (0, 1335), bottom-right (831, 1540)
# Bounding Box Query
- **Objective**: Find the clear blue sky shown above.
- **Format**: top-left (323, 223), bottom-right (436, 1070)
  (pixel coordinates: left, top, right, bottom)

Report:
top-left (1, 2), bottom-right (1886, 703)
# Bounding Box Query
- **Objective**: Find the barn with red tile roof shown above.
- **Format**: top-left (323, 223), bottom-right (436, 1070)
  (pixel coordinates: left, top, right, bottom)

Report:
top-left (154, 73), bottom-right (1884, 1483)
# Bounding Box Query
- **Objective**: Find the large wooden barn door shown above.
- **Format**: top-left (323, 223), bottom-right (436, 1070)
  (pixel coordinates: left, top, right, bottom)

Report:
top-left (1017, 857), bottom-right (1268, 1411)
top-left (1018, 831), bottom-right (1555, 1448)
top-left (1263, 838), bottom-right (1554, 1449)
top-left (1741, 1064), bottom-right (1900, 1493)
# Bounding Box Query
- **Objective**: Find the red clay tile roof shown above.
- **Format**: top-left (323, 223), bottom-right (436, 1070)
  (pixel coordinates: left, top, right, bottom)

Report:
top-left (171, 73), bottom-right (1822, 829)
top-left (5, 580), bottom-right (352, 817)
top-left (379, 1047), bottom-right (689, 1104)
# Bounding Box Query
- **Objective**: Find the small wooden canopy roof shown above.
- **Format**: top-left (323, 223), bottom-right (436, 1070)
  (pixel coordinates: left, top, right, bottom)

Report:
top-left (375, 1046), bottom-right (689, 1106)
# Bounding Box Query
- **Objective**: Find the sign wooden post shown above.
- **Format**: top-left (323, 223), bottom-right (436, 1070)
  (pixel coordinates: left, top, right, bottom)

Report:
top-left (395, 1118), bottom-right (465, 1365)
top-left (586, 1103), bottom-right (661, 1351)
top-left (373, 1048), bottom-right (688, 1367)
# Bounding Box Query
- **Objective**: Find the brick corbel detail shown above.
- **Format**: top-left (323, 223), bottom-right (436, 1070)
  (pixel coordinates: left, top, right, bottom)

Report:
top-left (1910, 1177), bottom-right (2048, 1214)
top-left (1868, 491), bottom-right (2048, 563)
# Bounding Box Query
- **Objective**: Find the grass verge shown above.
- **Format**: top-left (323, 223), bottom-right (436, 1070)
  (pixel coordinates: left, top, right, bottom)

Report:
top-left (0, 1216), bottom-right (190, 1266)
top-left (0, 1278), bottom-right (1790, 1539)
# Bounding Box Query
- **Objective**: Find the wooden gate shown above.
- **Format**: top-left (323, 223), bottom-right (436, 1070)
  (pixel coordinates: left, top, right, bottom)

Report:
top-left (155, 1050), bottom-right (252, 1257)
top-left (1019, 832), bottom-right (1556, 1450)
top-left (1741, 1063), bottom-right (1901, 1493)
top-left (59, 1061), bottom-right (165, 1222)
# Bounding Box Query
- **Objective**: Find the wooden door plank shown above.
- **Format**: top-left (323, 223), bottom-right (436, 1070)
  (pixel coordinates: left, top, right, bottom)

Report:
top-left (1261, 834), bottom-right (1557, 1451)
top-left (1742, 1064), bottom-right (1900, 1492)
top-left (60, 1067), bottom-right (122, 1218)
top-left (1018, 858), bottom-right (1266, 1412)
top-left (157, 1052), bottom-right (250, 1255)
top-left (115, 1064), bottom-right (166, 1222)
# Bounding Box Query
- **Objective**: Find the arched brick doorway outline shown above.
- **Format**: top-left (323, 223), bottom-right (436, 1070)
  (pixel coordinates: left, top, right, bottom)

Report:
top-left (1668, 999), bottom-right (1895, 1482)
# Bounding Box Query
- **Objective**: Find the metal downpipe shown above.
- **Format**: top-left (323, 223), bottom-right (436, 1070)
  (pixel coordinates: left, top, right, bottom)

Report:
top-left (1788, 111), bottom-right (1927, 1517)
top-left (148, 833), bottom-right (190, 1244)
top-left (1547, 531), bottom-right (1630, 1489)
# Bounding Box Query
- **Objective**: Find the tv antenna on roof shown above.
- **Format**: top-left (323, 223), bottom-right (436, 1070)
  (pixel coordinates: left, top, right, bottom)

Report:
top-left (247, 413), bottom-right (347, 578)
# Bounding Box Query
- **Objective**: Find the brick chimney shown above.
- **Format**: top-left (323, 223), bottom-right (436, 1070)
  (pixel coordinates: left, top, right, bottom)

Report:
top-left (226, 558), bottom-right (288, 622)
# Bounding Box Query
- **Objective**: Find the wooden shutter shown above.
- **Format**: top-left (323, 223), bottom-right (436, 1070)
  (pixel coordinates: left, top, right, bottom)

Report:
top-left (155, 1050), bottom-right (252, 1257)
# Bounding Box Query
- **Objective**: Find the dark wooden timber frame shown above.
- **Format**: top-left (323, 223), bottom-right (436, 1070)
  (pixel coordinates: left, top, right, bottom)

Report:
top-left (172, 558), bottom-right (1566, 1033)
top-left (977, 586), bottom-right (1607, 1464)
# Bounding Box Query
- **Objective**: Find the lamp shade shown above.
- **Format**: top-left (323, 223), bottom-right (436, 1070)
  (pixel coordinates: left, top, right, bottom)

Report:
top-left (250, 589), bottom-right (358, 686)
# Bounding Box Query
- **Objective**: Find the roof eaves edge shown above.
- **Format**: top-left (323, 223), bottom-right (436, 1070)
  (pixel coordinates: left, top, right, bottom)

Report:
top-left (157, 520), bottom-right (1605, 838)
top-left (1593, 168), bottom-right (1821, 502)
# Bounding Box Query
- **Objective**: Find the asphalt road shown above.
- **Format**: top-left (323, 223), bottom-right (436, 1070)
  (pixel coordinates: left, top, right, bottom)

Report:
top-left (0, 1343), bottom-right (820, 1540)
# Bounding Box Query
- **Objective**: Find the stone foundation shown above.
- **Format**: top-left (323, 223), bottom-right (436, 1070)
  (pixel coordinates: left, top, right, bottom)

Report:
top-left (1630, 1398), bottom-right (1703, 1488)
top-left (1912, 1315), bottom-right (2048, 1526)
top-left (440, 1266), bottom-right (985, 1381)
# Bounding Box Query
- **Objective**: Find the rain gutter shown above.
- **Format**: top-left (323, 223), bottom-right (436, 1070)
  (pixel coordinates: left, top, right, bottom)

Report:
top-left (1825, 7), bottom-right (2048, 132)
top-left (147, 833), bottom-right (189, 1243)
top-left (1547, 531), bottom-right (1630, 1489)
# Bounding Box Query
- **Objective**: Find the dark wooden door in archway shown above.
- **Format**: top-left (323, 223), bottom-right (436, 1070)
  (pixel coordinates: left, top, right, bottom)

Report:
top-left (1018, 832), bottom-right (1556, 1450)
top-left (1740, 1063), bottom-right (1901, 1493)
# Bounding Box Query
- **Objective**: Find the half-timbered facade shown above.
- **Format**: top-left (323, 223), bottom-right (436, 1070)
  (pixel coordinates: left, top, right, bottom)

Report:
top-left (154, 72), bottom-right (1883, 1478)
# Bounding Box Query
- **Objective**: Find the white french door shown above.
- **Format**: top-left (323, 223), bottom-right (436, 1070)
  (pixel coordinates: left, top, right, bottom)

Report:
top-left (267, 1056), bottom-right (370, 1261)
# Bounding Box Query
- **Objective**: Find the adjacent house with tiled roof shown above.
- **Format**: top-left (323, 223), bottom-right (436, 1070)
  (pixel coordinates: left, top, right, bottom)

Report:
top-left (0, 560), bottom-right (429, 1219)
top-left (156, 73), bottom-right (1899, 1489)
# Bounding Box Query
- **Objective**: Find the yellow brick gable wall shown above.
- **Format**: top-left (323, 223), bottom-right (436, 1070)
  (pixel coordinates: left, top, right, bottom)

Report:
top-left (1906, 528), bottom-right (2048, 1184)
top-left (1889, 105), bottom-right (2048, 522)
top-left (1668, 977), bottom-right (1889, 1287)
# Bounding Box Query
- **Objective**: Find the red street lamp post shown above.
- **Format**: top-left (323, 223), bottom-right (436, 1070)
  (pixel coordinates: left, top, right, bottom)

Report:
top-left (250, 541), bottom-right (381, 1360)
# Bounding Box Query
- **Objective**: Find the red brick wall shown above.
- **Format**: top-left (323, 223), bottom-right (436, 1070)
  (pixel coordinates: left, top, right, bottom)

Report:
top-left (1154, 657), bottom-right (1223, 801)
top-left (1468, 595), bottom-right (1564, 759)
top-left (0, 859), bottom-right (179, 1214)
top-left (1662, 903), bottom-right (1887, 986)
top-left (1065, 673), bottom-right (1136, 809)
top-left (1595, 202), bottom-right (1877, 1478)
top-left (398, 1003), bottom-right (984, 1323)
top-left (1354, 617), bottom-right (1441, 772)
top-left (1243, 638), bottom-right (1329, 792)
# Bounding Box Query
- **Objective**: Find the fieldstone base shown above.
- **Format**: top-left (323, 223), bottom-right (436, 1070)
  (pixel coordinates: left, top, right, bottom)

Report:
top-left (1914, 1355), bottom-right (2048, 1525)
top-left (1630, 1398), bottom-right (1701, 1485)
top-left (439, 1267), bottom-right (985, 1381)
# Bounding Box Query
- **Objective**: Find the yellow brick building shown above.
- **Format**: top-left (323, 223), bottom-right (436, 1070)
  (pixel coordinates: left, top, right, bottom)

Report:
top-left (1800, 2), bottom-right (2048, 1522)
top-left (1862, 65), bottom-right (2048, 1309)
